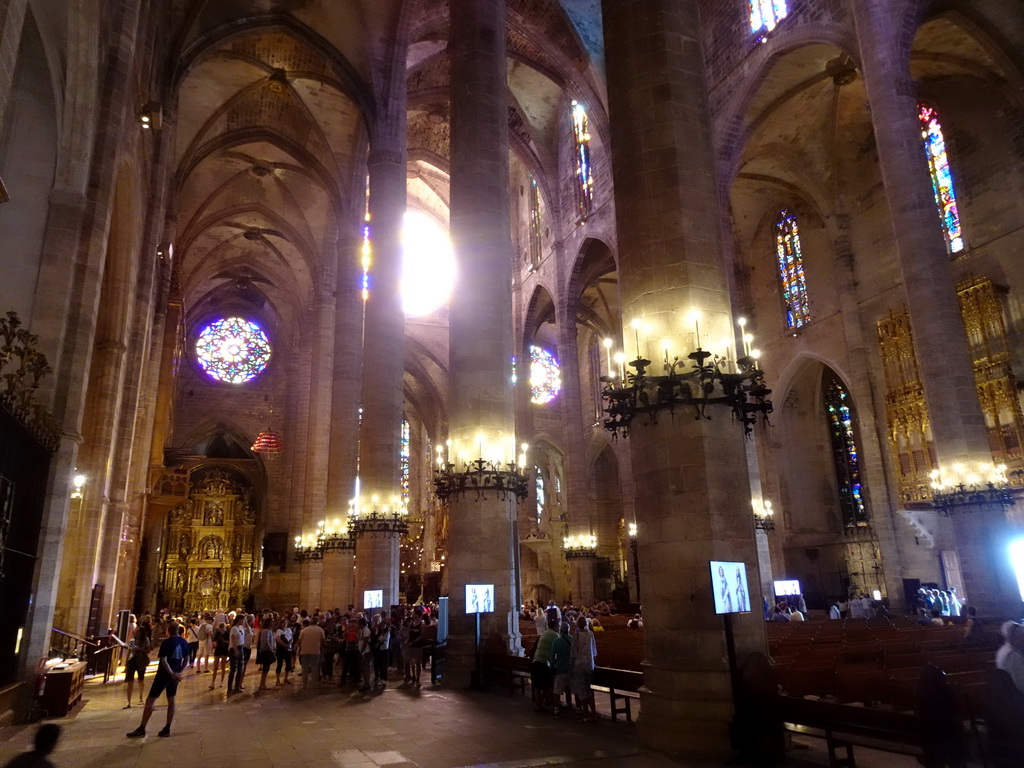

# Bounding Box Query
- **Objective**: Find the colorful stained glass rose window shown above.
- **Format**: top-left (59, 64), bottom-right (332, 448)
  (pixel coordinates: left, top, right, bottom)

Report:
top-left (195, 317), bottom-right (272, 383)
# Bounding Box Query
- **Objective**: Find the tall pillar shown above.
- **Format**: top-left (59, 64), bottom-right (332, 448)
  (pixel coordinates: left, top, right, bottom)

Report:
top-left (568, 556), bottom-right (596, 606)
top-left (602, 0), bottom-right (766, 756)
top-left (851, 1), bottom-right (1020, 618)
top-left (446, 0), bottom-right (521, 682)
top-left (353, 119), bottom-right (407, 610)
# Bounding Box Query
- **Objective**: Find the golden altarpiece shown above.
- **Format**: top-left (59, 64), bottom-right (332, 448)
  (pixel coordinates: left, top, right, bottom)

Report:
top-left (159, 466), bottom-right (258, 613)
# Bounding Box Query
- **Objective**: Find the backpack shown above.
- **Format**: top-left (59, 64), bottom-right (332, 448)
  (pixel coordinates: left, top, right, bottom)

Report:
top-left (197, 622), bottom-right (210, 641)
top-left (344, 627), bottom-right (358, 650)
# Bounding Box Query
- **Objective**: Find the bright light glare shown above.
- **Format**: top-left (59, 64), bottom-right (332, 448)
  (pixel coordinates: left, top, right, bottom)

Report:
top-left (1010, 538), bottom-right (1024, 601)
top-left (402, 210), bottom-right (455, 317)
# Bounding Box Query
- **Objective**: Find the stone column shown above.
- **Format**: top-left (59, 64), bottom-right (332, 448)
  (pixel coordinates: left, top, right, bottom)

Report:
top-left (446, 0), bottom-right (521, 683)
top-left (353, 121), bottom-right (407, 611)
top-left (851, 1), bottom-right (1020, 618)
top-left (568, 556), bottom-right (596, 606)
top-left (325, 231), bottom-right (364, 608)
top-left (320, 549), bottom-right (355, 611)
top-left (602, 0), bottom-right (766, 756)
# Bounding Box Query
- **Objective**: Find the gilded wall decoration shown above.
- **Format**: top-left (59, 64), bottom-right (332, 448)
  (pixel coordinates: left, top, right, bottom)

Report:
top-left (878, 276), bottom-right (1024, 504)
top-left (160, 468), bottom-right (257, 613)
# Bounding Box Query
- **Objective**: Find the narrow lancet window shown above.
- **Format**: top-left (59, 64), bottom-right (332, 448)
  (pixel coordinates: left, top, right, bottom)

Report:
top-left (919, 104), bottom-right (965, 254)
top-left (571, 101), bottom-right (594, 220)
top-left (776, 210), bottom-right (810, 329)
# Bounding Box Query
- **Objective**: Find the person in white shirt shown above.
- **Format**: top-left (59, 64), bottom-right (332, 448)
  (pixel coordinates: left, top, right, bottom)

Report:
top-left (996, 621), bottom-right (1024, 696)
top-left (227, 615), bottom-right (246, 693)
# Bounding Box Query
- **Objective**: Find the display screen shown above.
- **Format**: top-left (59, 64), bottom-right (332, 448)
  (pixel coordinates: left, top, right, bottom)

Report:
top-left (711, 561), bottom-right (751, 615)
top-left (465, 584), bottom-right (494, 614)
top-left (774, 579), bottom-right (801, 596)
top-left (363, 589), bottom-right (383, 609)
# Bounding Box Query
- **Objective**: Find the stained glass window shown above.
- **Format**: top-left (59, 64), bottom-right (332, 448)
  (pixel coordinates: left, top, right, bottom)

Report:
top-left (529, 175), bottom-right (543, 268)
top-left (919, 105), bottom-right (965, 254)
top-left (571, 101), bottom-right (594, 220)
top-left (750, 0), bottom-right (788, 35)
top-left (529, 345), bottom-right (562, 404)
top-left (535, 468), bottom-right (545, 524)
top-left (776, 211), bottom-right (810, 329)
top-left (400, 418), bottom-right (410, 504)
top-left (195, 317), bottom-right (271, 383)
top-left (823, 373), bottom-right (869, 529)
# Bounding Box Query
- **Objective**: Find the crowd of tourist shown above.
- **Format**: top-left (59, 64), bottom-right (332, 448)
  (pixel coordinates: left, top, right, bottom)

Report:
top-left (112, 603), bottom-right (443, 737)
top-left (521, 601), bottom-right (608, 720)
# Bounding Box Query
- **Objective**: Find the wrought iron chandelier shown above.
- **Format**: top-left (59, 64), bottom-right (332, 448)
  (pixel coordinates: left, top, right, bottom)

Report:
top-left (563, 534), bottom-right (598, 560)
top-left (434, 457), bottom-right (530, 503)
top-left (601, 347), bottom-right (772, 438)
top-left (929, 462), bottom-right (1014, 515)
top-left (753, 499), bottom-right (776, 532)
top-left (349, 507), bottom-right (410, 537)
top-left (294, 519), bottom-right (356, 562)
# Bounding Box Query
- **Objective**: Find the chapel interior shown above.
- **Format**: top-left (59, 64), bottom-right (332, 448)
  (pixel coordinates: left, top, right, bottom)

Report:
top-left (1, 0), bottom-right (1024, 758)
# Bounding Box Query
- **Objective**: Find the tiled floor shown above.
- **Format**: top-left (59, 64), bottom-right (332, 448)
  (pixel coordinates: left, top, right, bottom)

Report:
top-left (0, 666), bottom-right (934, 767)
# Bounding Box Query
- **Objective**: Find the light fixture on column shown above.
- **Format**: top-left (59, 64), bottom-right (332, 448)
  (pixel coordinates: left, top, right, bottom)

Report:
top-left (599, 315), bottom-right (773, 438)
top-left (432, 437), bottom-right (530, 503)
top-left (563, 533), bottom-right (598, 559)
top-left (321, 518), bottom-right (356, 552)
top-left (929, 461), bottom-right (1014, 515)
top-left (349, 496), bottom-right (410, 536)
top-left (70, 473), bottom-right (86, 500)
top-left (753, 498), bottom-right (776, 532)
top-left (293, 531), bottom-right (324, 563)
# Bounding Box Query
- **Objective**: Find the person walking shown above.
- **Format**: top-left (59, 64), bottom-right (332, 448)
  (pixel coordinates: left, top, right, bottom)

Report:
top-left (275, 617), bottom-right (294, 686)
top-left (297, 617), bottom-right (325, 689)
top-left (124, 616), bottom-right (152, 708)
top-left (209, 621), bottom-right (229, 689)
top-left (570, 615), bottom-right (598, 721)
top-left (226, 614), bottom-right (246, 693)
top-left (195, 613), bottom-right (212, 673)
top-left (256, 614), bottom-right (276, 691)
top-left (126, 619), bottom-right (190, 738)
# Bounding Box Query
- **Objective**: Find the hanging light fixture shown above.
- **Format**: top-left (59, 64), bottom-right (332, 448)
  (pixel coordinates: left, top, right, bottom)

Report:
top-left (252, 402), bottom-right (284, 454)
top-left (252, 428), bottom-right (284, 454)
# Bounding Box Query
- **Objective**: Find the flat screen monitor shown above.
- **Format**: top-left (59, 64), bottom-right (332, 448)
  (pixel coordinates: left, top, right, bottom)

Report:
top-left (711, 561), bottom-right (751, 615)
top-left (465, 584), bottom-right (494, 614)
top-left (774, 579), bottom-right (801, 597)
top-left (363, 589), bottom-right (383, 609)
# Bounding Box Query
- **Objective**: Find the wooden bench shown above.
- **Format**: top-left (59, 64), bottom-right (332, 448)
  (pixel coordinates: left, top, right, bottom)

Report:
top-left (482, 652), bottom-right (532, 694)
top-left (777, 695), bottom-right (925, 767)
top-left (590, 666), bottom-right (642, 722)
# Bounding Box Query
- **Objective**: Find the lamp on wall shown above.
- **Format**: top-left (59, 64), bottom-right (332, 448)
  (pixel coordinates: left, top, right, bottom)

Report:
top-left (599, 315), bottom-right (772, 438)
top-left (563, 533), bottom-right (598, 559)
top-left (929, 461), bottom-right (1014, 515)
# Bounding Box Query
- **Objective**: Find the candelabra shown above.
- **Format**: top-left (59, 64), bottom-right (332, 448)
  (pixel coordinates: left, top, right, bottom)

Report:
top-left (293, 531), bottom-right (324, 563)
top-left (754, 499), bottom-right (776, 532)
top-left (563, 534), bottom-right (598, 560)
top-left (348, 497), bottom-right (410, 536)
top-left (929, 462), bottom-right (1014, 515)
top-left (433, 440), bottom-right (530, 503)
top-left (601, 348), bottom-right (771, 438)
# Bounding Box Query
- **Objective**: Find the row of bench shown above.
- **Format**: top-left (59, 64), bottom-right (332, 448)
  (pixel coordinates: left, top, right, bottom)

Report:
top-left (481, 653), bottom-right (642, 722)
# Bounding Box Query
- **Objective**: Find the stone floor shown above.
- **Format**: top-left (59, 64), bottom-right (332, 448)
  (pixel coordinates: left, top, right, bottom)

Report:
top-left (0, 665), bottom-right (929, 768)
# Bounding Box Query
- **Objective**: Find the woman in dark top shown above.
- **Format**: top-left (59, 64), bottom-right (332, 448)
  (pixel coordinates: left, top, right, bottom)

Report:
top-left (125, 617), bottom-right (152, 707)
top-left (209, 622), bottom-right (229, 689)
